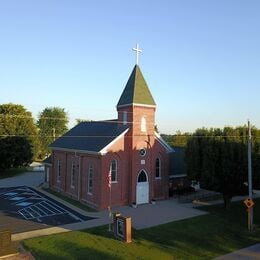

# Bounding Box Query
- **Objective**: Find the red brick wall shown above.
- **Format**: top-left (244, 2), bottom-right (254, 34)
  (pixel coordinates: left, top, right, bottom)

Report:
top-left (99, 132), bottom-right (130, 209)
top-left (80, 154), bottom-right (101, 209)
top-left (49, 104), bottom-right (169, 210)
top-left (117, 104), bottom-right (169, 204)
top-left (50, 150), bottom-right (102, 209)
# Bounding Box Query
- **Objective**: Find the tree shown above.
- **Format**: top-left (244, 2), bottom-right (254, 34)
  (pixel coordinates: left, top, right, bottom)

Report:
top-left (0, 137), bottom-right (33, 171)
top-left (37, 107), bottom-right (69, 158)
top-left (75, 118), bottom-right (92, 125)
top-left (185, 127), bottom-right (254, 209)
top-left (161, 131), bottom-right (191, 148)
top-left (0, 103), bottom-right (38, 162)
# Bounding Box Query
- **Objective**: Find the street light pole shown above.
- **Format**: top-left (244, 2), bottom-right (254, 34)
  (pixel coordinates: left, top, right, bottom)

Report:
top-left (247, 120), bottom-right (253, 231)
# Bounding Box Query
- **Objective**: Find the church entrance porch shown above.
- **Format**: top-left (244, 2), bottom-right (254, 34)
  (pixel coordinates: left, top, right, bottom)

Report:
top-left (136, 170), bottom-right (149, 205)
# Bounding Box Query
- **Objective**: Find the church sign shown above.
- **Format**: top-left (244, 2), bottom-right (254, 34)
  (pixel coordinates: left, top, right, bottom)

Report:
top-left (113, 213), bottom-right (132, 243)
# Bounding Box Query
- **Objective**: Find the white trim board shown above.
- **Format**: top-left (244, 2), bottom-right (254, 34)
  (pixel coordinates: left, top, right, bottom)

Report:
top-left (154, 132), bottom-right (174, 153)
top-left (100, 128), bottom-right (129, 155)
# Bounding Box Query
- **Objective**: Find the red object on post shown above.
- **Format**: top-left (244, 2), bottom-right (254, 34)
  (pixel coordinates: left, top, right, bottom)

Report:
top-left (244, 198), bottom-right (254, 208)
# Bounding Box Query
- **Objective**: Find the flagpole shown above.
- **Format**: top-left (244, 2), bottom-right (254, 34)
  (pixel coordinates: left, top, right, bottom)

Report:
top-left (108, 185), bottom-right (112, 231)
top-left (108, 170), bottom-right (112, 231)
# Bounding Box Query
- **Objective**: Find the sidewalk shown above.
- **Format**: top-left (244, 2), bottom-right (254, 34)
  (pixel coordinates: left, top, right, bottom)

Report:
top-left (190, 189), bottom-right (260, 207)
top-left (215, 243), bottom-right (260, 259)
top-left (9, 188), bottom-right (260, 242)
top-left (11, 189), bottom-right (207, 241)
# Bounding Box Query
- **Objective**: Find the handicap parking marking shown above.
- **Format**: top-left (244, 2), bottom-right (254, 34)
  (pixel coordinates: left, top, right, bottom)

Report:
top-left (3, 192), bottom-right (18, 196)
top-left (9, 196), bottom-right (25, 201)
top-left (0, 186), bottom-right (94, 226)
top-left (16, 202), bottom-right (33, 207)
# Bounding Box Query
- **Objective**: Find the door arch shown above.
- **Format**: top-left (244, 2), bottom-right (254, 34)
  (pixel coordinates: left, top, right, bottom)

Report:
top-left (136, 170), bottom-right (149, 205)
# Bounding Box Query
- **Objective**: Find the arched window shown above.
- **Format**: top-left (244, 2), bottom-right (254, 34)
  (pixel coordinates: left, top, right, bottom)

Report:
top-left (110, 159), bottom-right (117, 182)
top-left (141, 116), bottom-right (147, 132)
top-left (138, 170), bottom-right (147, 182)
top-left (57, 159), bottom-right (61, 182)
top-left (71, 161), bottom-right (76, 188)
top-left (88, 165), bottom-right (93, 194)
top-left (155, 158), bottom-right (161, 179)
top-left (123, 111), bottom-right (127, 125)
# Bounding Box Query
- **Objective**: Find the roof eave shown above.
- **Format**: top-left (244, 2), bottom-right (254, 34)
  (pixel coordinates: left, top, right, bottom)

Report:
top-left (117, 103), bottom-right (156, 109)
top-left (51, 147), bottom-right (102, 156)
top-left (154, 131), bottom-right (174, 153)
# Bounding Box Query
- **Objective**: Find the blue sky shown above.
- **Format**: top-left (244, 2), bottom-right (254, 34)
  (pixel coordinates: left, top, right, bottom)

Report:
top-left (0, 0), bottom-right (259, 134)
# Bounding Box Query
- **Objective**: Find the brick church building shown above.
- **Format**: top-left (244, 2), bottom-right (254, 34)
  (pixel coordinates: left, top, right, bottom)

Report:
top-left (46, 64), bottom-right (173, 210)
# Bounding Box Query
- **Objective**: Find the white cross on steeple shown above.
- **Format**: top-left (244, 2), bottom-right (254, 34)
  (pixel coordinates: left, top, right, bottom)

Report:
top-left (132, 43), bottom-right (142, 65)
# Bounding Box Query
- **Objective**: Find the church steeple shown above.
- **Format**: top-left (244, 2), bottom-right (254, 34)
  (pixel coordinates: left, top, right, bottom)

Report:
top-left (117, 65), bottom-right (156, 108)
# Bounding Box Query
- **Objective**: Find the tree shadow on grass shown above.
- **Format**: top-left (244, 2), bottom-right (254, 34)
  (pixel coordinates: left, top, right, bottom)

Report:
top-left (24, 238), bottom-right (122, 260)
top-left (134, 213), bottom-right (260, 259)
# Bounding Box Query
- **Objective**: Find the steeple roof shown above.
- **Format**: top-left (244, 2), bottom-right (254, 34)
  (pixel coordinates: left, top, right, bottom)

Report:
top-left (117, 65), bottom-right (156, 107)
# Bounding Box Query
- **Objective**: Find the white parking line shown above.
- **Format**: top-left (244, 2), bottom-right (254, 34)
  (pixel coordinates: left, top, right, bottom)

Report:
top-left (2, 186), bottom-right (84, 223)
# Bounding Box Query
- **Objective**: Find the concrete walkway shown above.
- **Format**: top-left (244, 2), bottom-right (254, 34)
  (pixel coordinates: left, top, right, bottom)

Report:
top-left (10, 187), bottom-right (260, 241)
top-left (113, 199), bottom-right (207, 229)
top-left (11, 189), bottom-right (207, 241)
top-left (215, 243), bottom-right (260, 259)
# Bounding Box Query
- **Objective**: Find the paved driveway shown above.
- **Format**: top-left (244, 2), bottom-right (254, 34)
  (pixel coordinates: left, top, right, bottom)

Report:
top-left (0, 171), bottom-right (45, 188)
top-left (0, 186), bottom-right (94, 234)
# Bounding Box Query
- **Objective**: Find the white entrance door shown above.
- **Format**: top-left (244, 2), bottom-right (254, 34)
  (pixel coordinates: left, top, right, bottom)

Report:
top-left (136, 170), bottom-right (149, 205)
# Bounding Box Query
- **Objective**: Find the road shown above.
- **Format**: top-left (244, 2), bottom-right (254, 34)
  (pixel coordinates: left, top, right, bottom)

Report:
top-left (0, 166), bottom-right (45, 188)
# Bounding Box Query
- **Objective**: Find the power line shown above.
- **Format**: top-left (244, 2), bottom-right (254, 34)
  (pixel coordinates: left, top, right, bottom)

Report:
top-left (0, 134), bottom-right (259, 139)
top-left (0, 114), bottom-right (156, 125)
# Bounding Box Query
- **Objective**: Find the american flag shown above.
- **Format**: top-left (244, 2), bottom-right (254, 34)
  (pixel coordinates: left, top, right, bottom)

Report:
top-left (108, 171), bottom-right (111, 188)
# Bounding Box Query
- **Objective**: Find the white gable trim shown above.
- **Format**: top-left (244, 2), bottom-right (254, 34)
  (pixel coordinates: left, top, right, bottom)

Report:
top-left (99, 128), bottom-right (129, 155)
top-left (154, 131), bottom-right (174, 153)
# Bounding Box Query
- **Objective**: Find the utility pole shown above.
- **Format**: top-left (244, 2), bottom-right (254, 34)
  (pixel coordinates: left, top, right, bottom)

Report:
top-left (247, 120), bottom-right (253, 231)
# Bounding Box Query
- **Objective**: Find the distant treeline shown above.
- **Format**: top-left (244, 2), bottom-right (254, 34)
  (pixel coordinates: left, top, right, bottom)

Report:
top-left (163, 126), bottom-right (260, 208)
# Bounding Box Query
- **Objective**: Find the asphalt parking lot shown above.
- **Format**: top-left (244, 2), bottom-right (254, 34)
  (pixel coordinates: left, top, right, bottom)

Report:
top-left (0, 186), bottom-right (94, 233)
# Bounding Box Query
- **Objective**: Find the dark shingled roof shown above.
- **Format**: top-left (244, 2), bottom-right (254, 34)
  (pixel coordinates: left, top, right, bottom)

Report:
top-left (117, 65), bottom-right (156, 107)
top-left (50, 121), bottom-right (128, 152)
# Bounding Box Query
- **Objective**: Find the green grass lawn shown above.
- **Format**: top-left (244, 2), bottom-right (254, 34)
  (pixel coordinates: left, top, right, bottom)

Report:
top-left (0, 167), bottom-right (31, 179)
top-left (23, 198), bottom-right (260, 260)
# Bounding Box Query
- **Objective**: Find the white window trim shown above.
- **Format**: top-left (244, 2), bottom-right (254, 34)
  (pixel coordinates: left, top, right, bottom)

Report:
top-left (123, 111), bottom-right (127, 125)
top-left (155, 158), bottom-right (161, 179)
top-left (141, 116), bottom-right (147, 133)
top-left (137, 169), bottom-right (148, 183)
top-left (139, 148), bottom-right (146, 157)
top-left (110, 159), bottom-right (118, 183)
top-left (71, 161), bottom-right (75, 188)
top-left (57, 160), bottom-right (61, 183)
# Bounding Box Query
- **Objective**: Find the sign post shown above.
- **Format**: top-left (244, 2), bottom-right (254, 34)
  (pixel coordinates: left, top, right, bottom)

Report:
top-left (247, 120), bottom-right (254, 231)
top-left (244, 198), bottom-right (255, 231)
